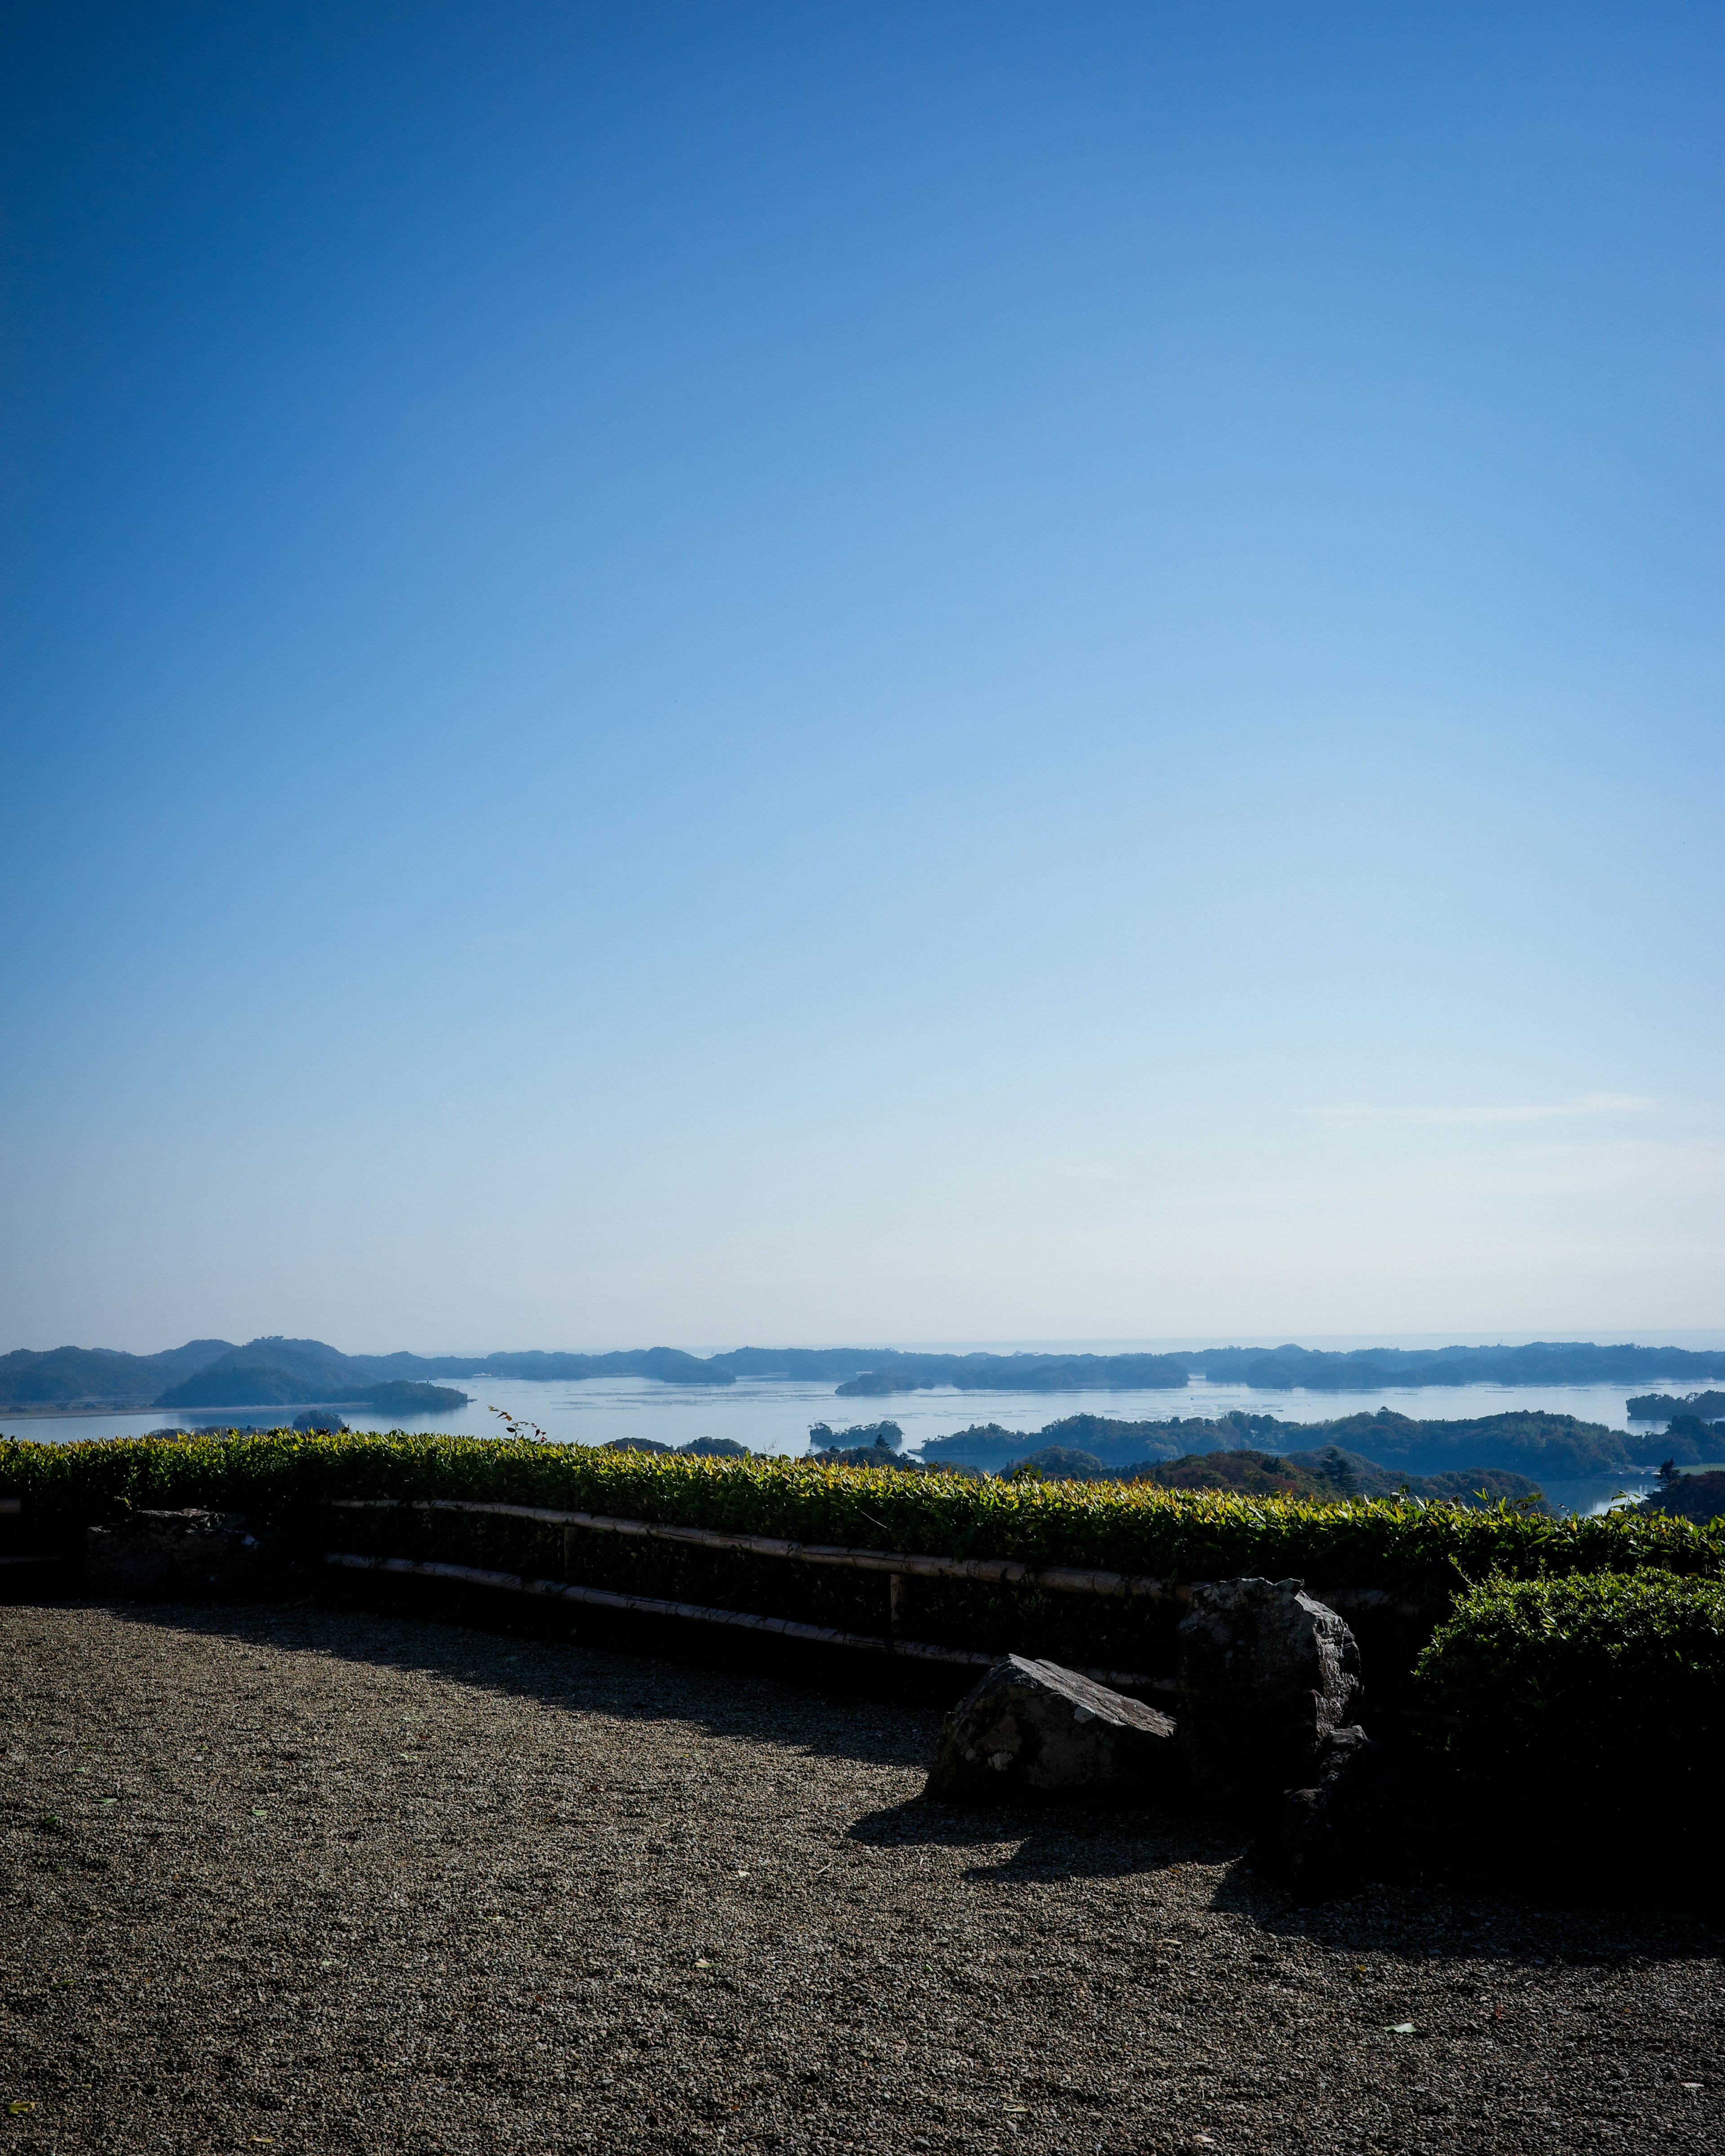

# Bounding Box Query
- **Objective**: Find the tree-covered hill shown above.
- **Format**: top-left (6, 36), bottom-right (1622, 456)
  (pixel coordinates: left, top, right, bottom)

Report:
top-left (913, 1405), bottom-right (1679, 1480)
top-left (0, 1339), bottom-right (234, 1410)
top-left (1633, 1469), bottom-right (1725, 1524)
top-left (1626, 1390), bottom-right (1725, 1423)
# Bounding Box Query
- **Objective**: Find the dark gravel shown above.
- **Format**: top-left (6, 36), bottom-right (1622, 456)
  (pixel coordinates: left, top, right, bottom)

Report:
top-left (0, 1600), bottom-right (1719, 2154)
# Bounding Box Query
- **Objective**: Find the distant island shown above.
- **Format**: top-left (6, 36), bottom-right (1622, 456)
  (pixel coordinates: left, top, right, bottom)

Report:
top-left (831, 1350), bottom-right (1190, 1395)
top-left (1005, 1441), bottom-right (1554, 1513)
top-left (155, 1365), bottom-right (470, 1416)
top-left (913, 1405), bottom-right (1696, 1480)
top-left (1180, 1342), bottom-right (1725, 1390)
top-left (5, 1331), bottom-right (1725, 1413)
top-left (807, 1420), bottom-right (904, 1450)
top-left (1625, 1390), bottom-right (1725, 1423)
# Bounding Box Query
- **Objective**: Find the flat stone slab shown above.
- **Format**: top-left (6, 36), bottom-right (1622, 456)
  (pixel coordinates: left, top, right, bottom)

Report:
top-left (924, 1654), bottom-right (1179, 1806)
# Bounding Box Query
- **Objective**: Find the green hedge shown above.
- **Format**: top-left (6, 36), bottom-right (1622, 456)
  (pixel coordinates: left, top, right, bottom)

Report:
top-left (6, 1430), bottom-right (1722, 1680)
top-left (1415, 1571), bottom-right (1725, 1882)
top-left (6, 1427), bottom-right (1721, 1583)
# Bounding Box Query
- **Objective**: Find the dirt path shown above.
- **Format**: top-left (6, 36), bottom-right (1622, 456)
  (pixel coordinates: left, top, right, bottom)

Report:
top-left (0, 1601), bottom-right (1718, 2153)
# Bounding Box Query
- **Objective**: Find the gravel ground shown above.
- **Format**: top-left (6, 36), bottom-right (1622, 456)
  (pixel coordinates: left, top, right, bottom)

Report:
top-left (0, 1599), bottom-right (1720, 2155)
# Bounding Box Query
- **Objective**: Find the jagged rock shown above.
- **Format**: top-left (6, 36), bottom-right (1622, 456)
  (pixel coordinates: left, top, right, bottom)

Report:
top-left (1176, 1577), bottom-right (1361, 1809)
top-left (924, 1655), bottom-right (1179, 1806)
top-left (1249, 1723), bottom-right (1402, 1897)
top-left (84, 1510), bottom-right (278, 1599)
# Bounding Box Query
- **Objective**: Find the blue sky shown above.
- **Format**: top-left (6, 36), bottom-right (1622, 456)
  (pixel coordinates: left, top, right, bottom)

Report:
top-left (3, 2), bottom-right (1721, 1352)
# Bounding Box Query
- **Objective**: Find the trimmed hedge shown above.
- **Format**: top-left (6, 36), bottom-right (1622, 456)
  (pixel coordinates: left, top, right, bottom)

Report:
top-left (1415, 1570), bottom-right (1725, 1882)
top-left (6, 1430), bottom-right (1723, 1681)
top-left (6, 1427), bottom-right (1722, 1583)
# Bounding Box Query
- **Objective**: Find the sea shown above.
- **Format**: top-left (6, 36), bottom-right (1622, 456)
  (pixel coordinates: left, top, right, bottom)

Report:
top-left (6, 1364), bottom-right (1720, 1517)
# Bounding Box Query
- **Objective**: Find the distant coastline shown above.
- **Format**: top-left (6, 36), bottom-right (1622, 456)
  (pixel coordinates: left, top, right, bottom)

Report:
top-left (5, 1330), bottom-right (1725, 1415)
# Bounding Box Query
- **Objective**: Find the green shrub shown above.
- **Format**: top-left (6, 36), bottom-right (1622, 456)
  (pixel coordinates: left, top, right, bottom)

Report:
top-left (1415, 1571), bottom-right (1725, 1883)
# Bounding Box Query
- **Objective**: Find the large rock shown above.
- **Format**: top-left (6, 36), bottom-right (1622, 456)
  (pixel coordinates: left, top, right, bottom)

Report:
top-left (85, 1510), bottom-right (278, 1599)
top-left (1176, 1577), bottom-right (1361, 1810)
top-left (924, 1655), bottom-right (1180, 1806)
top-left (1249, 1724), bottom-right (1403, 1898)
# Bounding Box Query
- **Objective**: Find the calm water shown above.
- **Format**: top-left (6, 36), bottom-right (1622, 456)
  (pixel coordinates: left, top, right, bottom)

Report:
top-left (4, 1370), bottom-right (1711, 1515)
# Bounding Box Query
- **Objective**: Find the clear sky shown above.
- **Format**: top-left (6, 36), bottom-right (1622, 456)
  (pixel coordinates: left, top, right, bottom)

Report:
top-left (3, 2), bottom-right (1721, 1354)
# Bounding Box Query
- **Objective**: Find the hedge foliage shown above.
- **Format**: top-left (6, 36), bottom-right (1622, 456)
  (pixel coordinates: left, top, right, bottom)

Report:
top-left (1415, 1571), bottom-right (1725, 1878)
top-left (8, 1429), bottom-right (1725, 1701)
top-left (6, 1428), bottom-right (1721, 1591)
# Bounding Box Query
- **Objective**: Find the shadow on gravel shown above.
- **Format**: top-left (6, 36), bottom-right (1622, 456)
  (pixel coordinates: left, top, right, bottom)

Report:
top-left (93, 1595), bottom-right (947, 1770)
top-left (847, 1792), bottom-right (1243, 1883)
top-left (1207, 1854), bottom-right (1724, 1967)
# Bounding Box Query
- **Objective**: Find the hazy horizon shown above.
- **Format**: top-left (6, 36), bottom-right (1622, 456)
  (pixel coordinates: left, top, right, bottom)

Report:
top-left (4, 4), bottom-right (1721, 1348)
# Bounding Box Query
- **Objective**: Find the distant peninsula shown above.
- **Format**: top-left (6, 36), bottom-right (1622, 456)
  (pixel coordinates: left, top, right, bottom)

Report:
top-left (4, 1331), bottom-right (1725, 1414)
top-left (155, 1368), bottom-right (469, 1416)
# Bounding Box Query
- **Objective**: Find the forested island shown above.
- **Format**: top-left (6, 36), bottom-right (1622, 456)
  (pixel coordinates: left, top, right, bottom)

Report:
top-left (1004, 1441), bottom-right (1553, 1511)
top-left (156, 1371), bottom-right (469, 1415)
top-left (912, 1405), bottom-right (1694, 1480)
top-left (1181, 1341), bottom-right (1725, 1389)
top-left (790, 1417), bottom-right (1561, 1507)
top-left (1625, 1390), bottom-right (1725, 1422)
top-left (831, 1350), bottom-right (1190, 1395)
